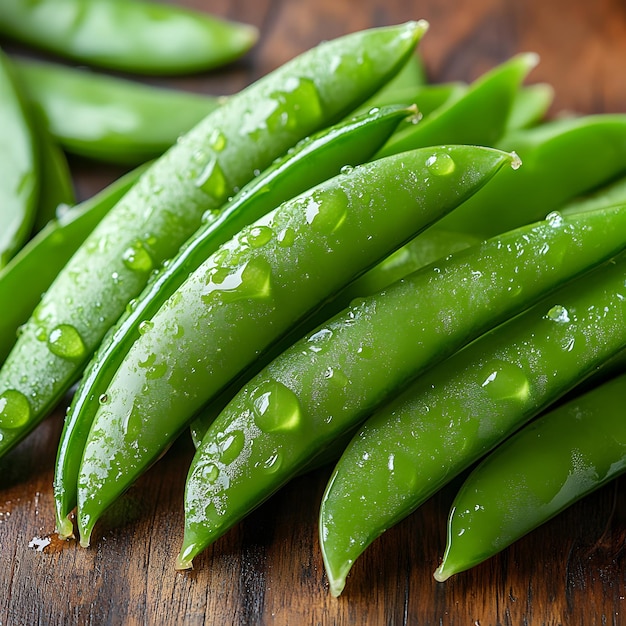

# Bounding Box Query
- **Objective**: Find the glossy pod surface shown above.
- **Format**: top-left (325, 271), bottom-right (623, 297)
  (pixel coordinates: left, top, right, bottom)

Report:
top-left (14, 58), bottom-right (222, 164)
top-left (435, 372), bottom-right (626, 581)
top-left (0, 22), bottom-right (427, 459)
top-left (0, 48), bottom-right (38, 269)
top-left (0, 166), bottom-right (144, 366)
top-left (436, 114), bottom-right (626, 239)
top-left (178, 204), bottom-right (626, 569)
top-left (377, 53), bottom-right (537, 158)
top-left (0, 0), bottom-right (258, 74)
top-left (53, 104), bottom-right (413, 537)
top-left (320, 249), bottom-right (626, 596)
top-left (75, 145), bottom-right (514, 546)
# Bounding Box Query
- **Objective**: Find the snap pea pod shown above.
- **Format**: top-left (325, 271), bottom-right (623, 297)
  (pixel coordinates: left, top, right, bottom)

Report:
top-left (189, 226), bottom-right (481, 448)
top-left (319, 248), bottom-right (626, 597)
top-left (53, 104), bottom-right (415, 538)
top-left (0, 0), bottom-right (258, 75)
top-left (0, 166), bottom-right (145, 367)
top-left (354, 82), bottom-right (467, 118)
top-left (0, 47), bottom-right (38, 269)
top-left (0, 22), bottom-right (427, 460)
top-left (432, 114), bottom-right (626, 239)
top-left (562, 174), bottom-right (626, 216)
top-left (377, 52), bottom-right (427, 93)
top-left (435, 372), bottom-right (626, 582)
top-left (14, 57), bottom-right (222, 165)
top-left (75, 145), bottom-right (514, 547)
top-left (505, 82), bottom-right (553, 131)
top-left (178, 204), bottom-right (626, 570)
top-left (377, 53), bottom-right (537, 159)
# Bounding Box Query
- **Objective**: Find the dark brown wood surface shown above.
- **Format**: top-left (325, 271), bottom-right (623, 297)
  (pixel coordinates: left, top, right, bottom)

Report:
top-left (2, 1), bottom-right (626, 624)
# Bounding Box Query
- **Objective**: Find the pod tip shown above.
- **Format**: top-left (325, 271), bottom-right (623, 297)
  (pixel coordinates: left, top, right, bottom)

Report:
top-left (509, 151), bottom-right (522, 170)
top-left (433, 564), bottom-right (452, 582)
top-left (175, 544), bottom-right (196, 571)
top-left (56, 516), bottom-right (75, 541)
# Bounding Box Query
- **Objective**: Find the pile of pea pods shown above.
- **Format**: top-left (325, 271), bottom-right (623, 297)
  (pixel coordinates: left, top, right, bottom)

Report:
top-left (2, 0), bottom-right (626, 598)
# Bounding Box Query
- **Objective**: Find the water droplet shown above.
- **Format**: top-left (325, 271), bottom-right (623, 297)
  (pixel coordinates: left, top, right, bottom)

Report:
top-left (425, 152), bottom-right (456, 176)
top-left (479, 360), bottom-right (529, 402)
top-left (240, 225), bottom-right (273, 248)
top-left (277, 227), bottom-right (296, 247)
top-left (146, 360), bottom-right (167, 380)
top-left (510, 151), bottom-right (522, 170)
top-left (200, 463), bottom-right (220, 484)
top-left (123, 404), bottom-right (143, 441)
top-left (208, 129), bottom-right (227, 152)
top-left (263, 451), bottom-right (283, 473)
top-left (138, 320), bottom-right (154, 335)
top-left (251, 380), bottom-right (302, 433)
top-left (307, 327), bottom-right (333, 353)
top-left (126, 299), bottom-right (138, 314)
top-left (35, 326), bottom-right (47, 341)
top-left (47, 324), bottom-right (86, 361)
top-left (217, 430), bottom-right (245, 465)
top-left (196, 158), bottom-right (228, 200)
top-left (204, 258), bottom-right (273, 303)
top-left (98, 394), bottom-right (109, 405)
top-left (267, 77), bottom-right (323, 134)
top-left (368, 107), bottom-right (380, 115)
top-left (546, 305), bottom-right (570, 323)
top-left (0, 390), bottom-right (31, 429)
top-left (308, 189), bottom-right (349, 234)
top-left (546, 211), bottom-right (564, 228)
top-left (122, 241), bottom-right (154, 273)
top-left (340, 165), bottom-right (354, 175)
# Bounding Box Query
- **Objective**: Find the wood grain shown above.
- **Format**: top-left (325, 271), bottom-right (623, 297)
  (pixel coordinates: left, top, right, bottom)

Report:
top-left (2, 0), bottom-right (626, 624)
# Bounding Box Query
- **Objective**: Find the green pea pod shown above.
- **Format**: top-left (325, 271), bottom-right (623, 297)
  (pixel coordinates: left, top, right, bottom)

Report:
top-left (377, 52), bottom-right (427, 93)
top-left (0, 166), bottom-right (146, 367)
top-left (14, 57), bottom-right (222, 165)
top-left (0, 22), bottom-right (427, 460)
top-left (53, 104), bottom-right (416, 538)
top-left (177, 204), bottom-right (626, 569)
top-left (506, 82), bottom-right (553, 131)
top-left (354, 82), bottom-right (467, 118)
top-left (434, 114), bottom-right (626, 239)
top-left (189, 227), bottom-right (481, 448)
top-left (75, 145), bottom-right (514, 548)
top-left (562, 174), bottom-right (626, 216)
top-left (0, 0), bottom-right (258, 75)
top-left (319, 247), bottom-right (626, 597)
top-left (0, 48), bottom-right (38, 269)
top-left (434, 372), bottom-right (626, 582)
top-left (377, 53), bottom-right (537, 158)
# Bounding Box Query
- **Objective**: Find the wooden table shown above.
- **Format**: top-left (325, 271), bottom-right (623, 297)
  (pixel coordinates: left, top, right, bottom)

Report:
top-left (2, 1), bottom-right (626, 624)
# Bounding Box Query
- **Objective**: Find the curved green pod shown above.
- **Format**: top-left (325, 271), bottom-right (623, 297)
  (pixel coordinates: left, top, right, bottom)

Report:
top-left (434, 372), bottom-right (626, 582)
top-left (52, 104), bottom-right (414, 538)
top-left (178, 204), bottom-right (626, 570)
top-left (0, 22), bottom-right (427, 461)
top-left (75, 145), bottom-right (514, 548)
top-left (0, 48), bottom-right (38, 269)
top-left (0, 0), bottom-right (258, 75)
top-left (506, 82), bottom-right (553, 131)
top-left (320, 249), bottom-right (626, 596)
top-left (354, 82), bottom-right (467, 118)
top-left (377, 53), bottom-right (537, 158)
top-left (0, 166), bottom-right (145, 366)
top-left (14, 58), bottom-right (222, 165)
